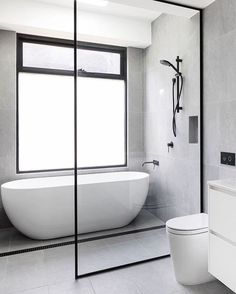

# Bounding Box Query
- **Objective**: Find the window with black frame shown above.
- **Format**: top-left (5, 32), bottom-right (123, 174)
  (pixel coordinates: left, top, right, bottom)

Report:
top-left (17, 35), bottom-right (127, 173)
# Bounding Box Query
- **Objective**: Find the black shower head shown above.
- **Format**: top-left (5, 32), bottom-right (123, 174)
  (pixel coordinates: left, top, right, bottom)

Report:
top-left (160, 60), bottom-right (172, 67)
top-left (160, 59), bottom-right (181, 75)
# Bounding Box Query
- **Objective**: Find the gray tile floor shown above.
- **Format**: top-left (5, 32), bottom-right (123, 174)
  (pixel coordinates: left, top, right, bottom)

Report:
top-left (0, 210), bottom-right (233, 294)
top-left (0, 246), bottom-right (233, 294)
top-left (79, 228), bottom-right (169, 275)
top-left (0, 209), bottom-right (164, 254)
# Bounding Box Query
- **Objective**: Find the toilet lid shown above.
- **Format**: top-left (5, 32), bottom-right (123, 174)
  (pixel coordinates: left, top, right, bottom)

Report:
top-left (166, 213), bottom-right (208, 234)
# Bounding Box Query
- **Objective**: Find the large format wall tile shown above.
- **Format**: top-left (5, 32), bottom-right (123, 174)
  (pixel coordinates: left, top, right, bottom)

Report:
top-left (0, 30), bottom-right (16, 229)
top-left (204, 0), bottom-right (236, 42)
top-left (203, 0), bottom-right (236, 211)
top-left (144, 13), bottom-right (201, 220)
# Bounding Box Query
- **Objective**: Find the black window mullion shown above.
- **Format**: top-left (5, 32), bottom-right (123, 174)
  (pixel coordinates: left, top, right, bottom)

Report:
top-left (77, 72), bottom-right (125, 80)
top-left (20, 67), bottom-right (74, 77)
top-left (18, 34), bottom-right (126, 79)
top-left (17, 37), bottom-right (23, 70)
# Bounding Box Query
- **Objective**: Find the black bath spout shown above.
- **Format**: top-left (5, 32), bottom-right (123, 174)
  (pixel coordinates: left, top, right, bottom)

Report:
top-left (142, 160), bottom-right (159, 168)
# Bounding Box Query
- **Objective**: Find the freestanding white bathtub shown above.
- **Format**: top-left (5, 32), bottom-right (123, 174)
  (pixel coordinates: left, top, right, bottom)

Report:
top-left (1, 172), bottom-right (149, 240)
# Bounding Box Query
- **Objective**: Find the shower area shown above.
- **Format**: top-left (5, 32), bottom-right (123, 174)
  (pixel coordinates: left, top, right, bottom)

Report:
top-left (0, 0), bottom-right (201, 281)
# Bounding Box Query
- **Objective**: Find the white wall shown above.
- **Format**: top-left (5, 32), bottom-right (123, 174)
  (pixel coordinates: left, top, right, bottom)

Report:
top-left (0, 0), bottom-right (152, 48)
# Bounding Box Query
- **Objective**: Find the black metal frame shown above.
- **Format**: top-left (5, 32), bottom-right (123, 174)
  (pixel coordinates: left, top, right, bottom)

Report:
top-left (6, 0), bottom-right (203, 278)
top-left (16, 34), bottom-right (127, 174)
top-left (74, 0), bottom-right (204, 279)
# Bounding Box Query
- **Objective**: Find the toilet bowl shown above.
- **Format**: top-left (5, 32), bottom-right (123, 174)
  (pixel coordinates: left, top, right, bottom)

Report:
top-left (166, 213), bottom-right (214, 285)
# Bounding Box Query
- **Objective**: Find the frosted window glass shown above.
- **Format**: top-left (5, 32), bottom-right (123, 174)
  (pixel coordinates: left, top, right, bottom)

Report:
top-left (18, 73), bottom-right (74, 171)
top-left (77, 49), bottom-right (120, 74)
top-left (22, 43), bottom-right (121, 74)
top-left (23, 43), bottom-right (74, 71)
top-left (18, 74), bottom-right (125, 171)
top-left (77, 77), bottom-right (125, 167)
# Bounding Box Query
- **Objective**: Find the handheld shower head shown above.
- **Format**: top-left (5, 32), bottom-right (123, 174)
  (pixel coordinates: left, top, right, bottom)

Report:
top-left (160, 60), bottom-right (172, 67)
top-left (160, 59), bottom-right (181, 75)
top-left (160, 56), bottom-right (184, 137)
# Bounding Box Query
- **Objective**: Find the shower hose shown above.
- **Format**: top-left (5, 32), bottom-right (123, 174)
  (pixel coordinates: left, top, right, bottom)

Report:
top-left (172, 75), bottom-right (183, 137)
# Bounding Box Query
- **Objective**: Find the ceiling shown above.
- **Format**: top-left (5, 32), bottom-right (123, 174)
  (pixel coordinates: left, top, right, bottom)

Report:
top-left (36, 0), bottom-right (216, 9)
top-left (0, 0), bottom-right (216, 48)
top-left (152, 0), bottom-right (216, 8)
top-left (76, 1), bottom-right (161, 22)
top-left (34, 0), bottom-right (216, 21)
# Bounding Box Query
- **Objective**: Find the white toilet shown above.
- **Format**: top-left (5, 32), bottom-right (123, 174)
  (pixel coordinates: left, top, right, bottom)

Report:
top-left (166, 213), bottom-right (214, 285)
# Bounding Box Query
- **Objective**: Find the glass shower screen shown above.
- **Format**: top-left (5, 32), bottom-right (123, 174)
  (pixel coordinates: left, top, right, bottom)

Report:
top-left (75, 0), bottom-right (201, 278)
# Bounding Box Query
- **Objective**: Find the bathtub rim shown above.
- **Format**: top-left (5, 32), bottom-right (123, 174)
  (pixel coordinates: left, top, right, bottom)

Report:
top-left (1, 171), bottom-right (149, 190)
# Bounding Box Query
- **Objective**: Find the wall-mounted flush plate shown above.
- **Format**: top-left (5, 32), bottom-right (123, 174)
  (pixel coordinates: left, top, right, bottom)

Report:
top-left (221, 152), bottom-right (236, 166)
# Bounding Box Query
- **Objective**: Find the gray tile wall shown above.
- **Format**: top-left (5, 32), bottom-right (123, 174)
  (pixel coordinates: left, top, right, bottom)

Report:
top-left (0, 32), bottom-right (145, 229)
top-left (127, 48), bottom-right (145, 171)
top-left (0, 30), bottom-right (17, 228)
top-left (203, 0), bottom-right (236, 211)
top-left (0, 30), bottom-right (59, 229)
top-left (143, 14), bottom-right (201, 221)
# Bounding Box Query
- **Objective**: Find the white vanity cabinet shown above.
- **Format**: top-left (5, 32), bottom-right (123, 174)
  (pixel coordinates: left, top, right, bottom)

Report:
top-left (208, 180), bottom-right (236, 293)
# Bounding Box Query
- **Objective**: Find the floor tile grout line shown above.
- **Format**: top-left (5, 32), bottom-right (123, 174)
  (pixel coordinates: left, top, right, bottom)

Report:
top-left (88, 277), bottom-right (97, 294)
top-left (0, 225), bottom-right (166, 257)
top-left (10, 285), bottom-right (50, 294)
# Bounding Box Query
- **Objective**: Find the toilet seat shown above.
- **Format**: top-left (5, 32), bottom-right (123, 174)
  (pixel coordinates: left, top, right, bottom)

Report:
top-left (166, 213), bottom-right (208, 236)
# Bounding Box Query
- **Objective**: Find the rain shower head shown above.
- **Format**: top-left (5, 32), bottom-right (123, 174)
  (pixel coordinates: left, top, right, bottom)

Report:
top-left (160, 59), bottom-right (181, 75)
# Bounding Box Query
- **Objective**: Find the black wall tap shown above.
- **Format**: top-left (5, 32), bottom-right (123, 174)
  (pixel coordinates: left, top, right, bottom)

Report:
top-left (167, 142), bottom-right (174, 152)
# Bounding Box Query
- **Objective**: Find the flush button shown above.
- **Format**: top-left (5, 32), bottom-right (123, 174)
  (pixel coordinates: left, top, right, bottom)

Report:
top-left (221, 152), bottom-right (236, 166)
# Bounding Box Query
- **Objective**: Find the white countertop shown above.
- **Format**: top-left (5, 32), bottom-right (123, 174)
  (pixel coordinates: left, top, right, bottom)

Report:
top-left (208, 179), bottom-right (236, 194)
